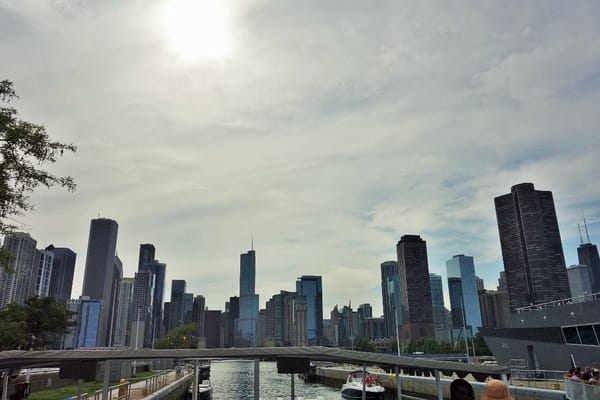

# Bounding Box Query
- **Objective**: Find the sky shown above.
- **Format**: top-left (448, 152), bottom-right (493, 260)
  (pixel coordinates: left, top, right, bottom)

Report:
top-left (1, 0), bottom-right (599, 317)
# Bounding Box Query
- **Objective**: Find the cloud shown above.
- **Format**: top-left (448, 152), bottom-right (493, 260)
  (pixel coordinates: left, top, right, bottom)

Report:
top-left (2, 1), bottom-right (599, 317)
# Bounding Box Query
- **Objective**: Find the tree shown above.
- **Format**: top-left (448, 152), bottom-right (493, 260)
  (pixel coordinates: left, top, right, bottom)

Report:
top-left (0, 80), bottom-right (76, 270)
top-left (353, 336), bottom-right (376, 352)
top-left (0, 296), bottom-right (75, 350)
top-left (154, 324), bottom-right (199, 349)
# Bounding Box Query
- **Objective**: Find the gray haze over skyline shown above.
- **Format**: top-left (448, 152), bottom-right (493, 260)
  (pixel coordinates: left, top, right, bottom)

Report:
top-left (2, 1), bottom-right (599, 316)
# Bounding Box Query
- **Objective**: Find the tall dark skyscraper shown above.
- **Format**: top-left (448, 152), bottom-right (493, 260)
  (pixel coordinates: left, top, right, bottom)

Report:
top-left (81, 218), bottom-right (120, 347)
top-left (577, 220), bottom-right (600, 294)
top-left (47, 247), bottom-right (77, 305)
top-left (380, 260), bottom-right (399, 338)
top-left (136, 244), bottom-right (166, 347)
top-left (494, 183), bottom-right (571, 310)
top-left (296, 275), bottom-right (324, 344)
top-left (396, 235), bottom-right (434, 343)
top-left (169, 280), bottom-right (187, 330)
top-left (238, 248), bottom-right (258, 347)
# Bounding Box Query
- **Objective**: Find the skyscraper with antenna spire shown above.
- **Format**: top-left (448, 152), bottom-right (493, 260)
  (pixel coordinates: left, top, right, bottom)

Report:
top-left (577, 215), bottom-right (600, 293)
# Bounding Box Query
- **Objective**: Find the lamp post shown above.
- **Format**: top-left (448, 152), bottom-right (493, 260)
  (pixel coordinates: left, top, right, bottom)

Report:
top-left (133, 308), bottom-right (141, 375)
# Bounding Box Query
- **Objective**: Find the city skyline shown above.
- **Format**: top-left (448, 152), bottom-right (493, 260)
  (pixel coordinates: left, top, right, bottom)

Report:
top-left (2, 1), bottom-right (600, 317)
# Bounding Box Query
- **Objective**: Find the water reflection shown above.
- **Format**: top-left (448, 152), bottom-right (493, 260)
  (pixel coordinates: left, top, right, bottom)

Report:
top-left (210, 360), bottom-right (341, 400)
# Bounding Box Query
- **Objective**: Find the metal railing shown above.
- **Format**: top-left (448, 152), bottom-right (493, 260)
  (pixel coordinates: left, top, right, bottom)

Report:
top-left (66, 381), bottom-right (130, 400)
top-left (564, 379), bottom-right (600, 400)
top-left (508, 369), bottom-right (566, 390)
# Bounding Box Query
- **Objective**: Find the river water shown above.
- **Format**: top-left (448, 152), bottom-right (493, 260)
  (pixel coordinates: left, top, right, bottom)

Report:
top-left (209, 360), bottom-right (342, 400)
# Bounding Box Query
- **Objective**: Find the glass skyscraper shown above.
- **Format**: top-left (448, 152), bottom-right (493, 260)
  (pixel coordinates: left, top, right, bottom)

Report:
top-left (429, 273), bottom-right (447, 330)
top-left (296, 275), bottom-right (324, 344)
top-left (238, 249), bottom-right (258, 347)
top-left (380, 260), bottom-right (399, 338)
top-left (446, 254), bottom-right (482, 332)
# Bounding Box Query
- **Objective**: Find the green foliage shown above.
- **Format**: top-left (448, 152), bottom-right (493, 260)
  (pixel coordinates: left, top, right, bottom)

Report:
top-left (0, 296), bottom-right (75, 350)
top-left (353, 336), bottom-right (376, 352)
top-left (154, 323), bottom-right (199, 349)
top-left (0, 80), bottom-right (76, 271)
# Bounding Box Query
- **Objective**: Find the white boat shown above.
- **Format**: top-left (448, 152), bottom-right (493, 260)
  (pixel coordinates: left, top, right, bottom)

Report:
top-left (341, 370), bottom-right (385, 400)
top-left (188, 365), bottom-right (212, 400)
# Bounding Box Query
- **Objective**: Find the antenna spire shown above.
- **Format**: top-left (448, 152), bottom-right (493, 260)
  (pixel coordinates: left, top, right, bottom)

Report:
top-left (583, 213), bottom-right (591, 243)
top-left (578, 223), bottom-right (584, 244)
top-left (251, 236), bottom-right (254, 251)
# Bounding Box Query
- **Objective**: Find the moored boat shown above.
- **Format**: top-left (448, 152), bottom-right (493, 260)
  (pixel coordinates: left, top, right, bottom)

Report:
top-left (341, 370), bottom-right (385, 400)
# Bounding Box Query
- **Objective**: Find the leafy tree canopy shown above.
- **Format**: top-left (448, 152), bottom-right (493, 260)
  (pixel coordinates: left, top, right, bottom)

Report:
top-left (154, 324), bottom-right (199, 349)
top-left (0, 296), bottom-right (76, 350)
top-left (0, 80), bottom-right (76, 270)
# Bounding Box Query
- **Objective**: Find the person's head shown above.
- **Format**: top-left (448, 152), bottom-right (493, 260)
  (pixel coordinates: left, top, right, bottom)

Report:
top-left (450, 378), bottom-right (474, 400)
top-left (482, 379), bottom-right (512, 400)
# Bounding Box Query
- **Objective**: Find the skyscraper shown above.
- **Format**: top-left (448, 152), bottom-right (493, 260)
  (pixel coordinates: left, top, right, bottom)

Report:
top-left (81, 217), bottom-right (120, 347)
top-left (113, 277), bottom-right (134, 347)
top-left (0, 232), bottom-right (37, 306)
top-left (380, 260), bottom-right (399, 338)
top-left (494, 183), bottom-right (571, 310)
top-left (446, 254), bottom-right (482, 332)
top-left (577, 221), bottom-right (600, 294)
top-left (168, 280), bottom-right (186, 330)
top-left (47, 247), bottom-right (76, 305)
top-left (138, 247), bottom-right (166, 347)
top-left (296, 275), bottom-right (324, 345)
top-left (396, 235), bottom-right (435, 342)
top-left (29, 248), bottom-right (54, 298)
top-left (429, 273), bottom-right (447, 330)
top-left (567, 264), bottom-right (593, 298)
top-left (238, 248), bottom-right (258, 347)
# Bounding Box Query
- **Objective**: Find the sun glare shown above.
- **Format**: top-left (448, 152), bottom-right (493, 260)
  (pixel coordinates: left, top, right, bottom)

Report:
top-left (160, 0), bottom-right (234, 63)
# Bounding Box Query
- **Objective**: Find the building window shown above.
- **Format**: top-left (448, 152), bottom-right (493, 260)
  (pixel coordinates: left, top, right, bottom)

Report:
top-left (563, 326), bottom-right (580, 344)
top-left (578, 325), bottom-right (599, 345)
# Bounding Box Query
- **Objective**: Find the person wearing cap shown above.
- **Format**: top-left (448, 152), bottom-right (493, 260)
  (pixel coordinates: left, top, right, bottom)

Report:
top-left (481, 379), bottom-right (512, 400)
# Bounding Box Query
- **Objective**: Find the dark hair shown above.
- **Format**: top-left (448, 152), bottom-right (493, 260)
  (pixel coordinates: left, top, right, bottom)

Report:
top-left (450, 378), bottom-right (474, 400)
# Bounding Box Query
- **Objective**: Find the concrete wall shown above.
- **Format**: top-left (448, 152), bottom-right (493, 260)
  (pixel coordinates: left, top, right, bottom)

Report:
top-left (316, 367), bottom-right (565, 400)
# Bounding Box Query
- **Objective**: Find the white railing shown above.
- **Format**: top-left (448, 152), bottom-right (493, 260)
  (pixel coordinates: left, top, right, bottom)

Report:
top-left (564, 379), bottom-right (600, 400)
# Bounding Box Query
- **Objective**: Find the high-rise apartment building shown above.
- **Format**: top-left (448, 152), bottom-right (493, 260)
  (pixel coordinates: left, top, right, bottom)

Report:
top-left (396, 235), bottom-right (435, 343)
top-left (380, 260), bottom-right (399, 338)
top-left (478, 290), bottom-right (510, 329)
top-left (429, 273), bottom-right (447, 330)
top-left (0, 232), bottom-right (37, 306)
top-left (47, 247), bottom-right (76, 305)
top-left (64, 296), bottom-right (102, 348)
top-left (494, 183), bottom-right (571, 310)
top-left (192, 295), bottom-right (206, 338)
top-left (446, 255), bottom-right (482, 332)
top-left (296, 275), bottom-right (324, 344)
top-left (113, 277), bottom-right (134, 347)
top-left (29, 248), bottom-right (54, 298)
top-left (238, 248), bottom-right (258, 347)
top-left (81, 218), bottom-right (120, 346)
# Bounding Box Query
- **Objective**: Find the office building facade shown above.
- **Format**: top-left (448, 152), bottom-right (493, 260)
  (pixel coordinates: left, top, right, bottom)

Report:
top-left (113, 277), bottom-right (134, 347)
top-left (396, 235), bottom-right (435, 343)
top-left (446, 254), bottom-right (482, 332)
top-left (47, 247), bottom-right (76, 305)
top-left (578, 242), bottom-right (600, 294)
top-left (494, 183), bottom-right (570, 310)
top-left (380, 260), bottom-right (399, 338)
top-left (296, 275), bottom-right (324, 344)
top-left (567, 264), bottom-right (593, 298)
top-left (429, 273), bottom-right (448, 330)
top-left (81, 218), bottom-right (120, 346)
top-left (238, 249), bottom-right (258, 347)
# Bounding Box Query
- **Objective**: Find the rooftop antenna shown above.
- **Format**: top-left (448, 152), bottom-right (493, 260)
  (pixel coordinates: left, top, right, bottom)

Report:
top-left (251, 236), bottom-right (254, 251)
top-left (583, 212), bottom-right (591, 243)
top-left (578, 223), bottom-right (584, 244)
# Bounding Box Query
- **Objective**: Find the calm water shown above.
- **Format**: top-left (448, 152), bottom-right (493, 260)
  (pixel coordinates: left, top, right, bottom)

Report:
top-left (209, 360), bottom-right (342, 400)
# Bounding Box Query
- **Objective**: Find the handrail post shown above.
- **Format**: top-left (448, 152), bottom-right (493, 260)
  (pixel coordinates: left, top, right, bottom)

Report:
top-left (254, 359), bottom-right (260, 400)
top-left (102, 360), bottom-right (110, 400)
top-left (434, 369), bottom-right (442, 400)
